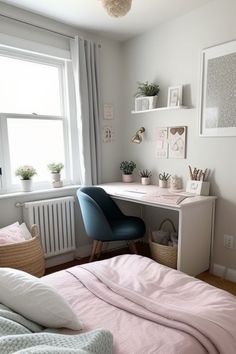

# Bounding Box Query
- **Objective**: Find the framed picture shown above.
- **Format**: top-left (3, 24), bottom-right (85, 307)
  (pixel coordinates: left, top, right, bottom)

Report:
top-left (168, 126), bottom-right (186, 159)
top-left (156, 127), bottom-right (168, 159)
top-left (200, 40), bottom-right (236, 136)
top-left (103, 104), bottom-right (114, 120)
top-left (167, 86), bottom-right (182, 107)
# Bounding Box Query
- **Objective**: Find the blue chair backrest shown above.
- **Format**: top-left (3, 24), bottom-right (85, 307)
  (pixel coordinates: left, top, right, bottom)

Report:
top-left (77, 187), bottom-right (123, 241)
top-left (79, 187), bottom-right (123, 220)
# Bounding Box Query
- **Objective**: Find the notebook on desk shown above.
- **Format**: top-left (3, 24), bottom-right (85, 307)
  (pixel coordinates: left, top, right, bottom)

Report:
top-left (114, 190), bottom-right (192, 205)
top-left (151, 194), bottom-right (190, 205)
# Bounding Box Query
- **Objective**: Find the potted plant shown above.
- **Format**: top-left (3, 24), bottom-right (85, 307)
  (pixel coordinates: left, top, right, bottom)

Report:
top-left (15, 165), bottom-right (37, 192)
top-left (120, 161), bottom-right (136, 183)
top-left (47, 163), bottom-right (64, 188)
top-left (139, 169), bottom-right (152, 185)
top-left (134, 81), bottom-right (160, 111)
top-left (159, 172), bottom-right (171, 188)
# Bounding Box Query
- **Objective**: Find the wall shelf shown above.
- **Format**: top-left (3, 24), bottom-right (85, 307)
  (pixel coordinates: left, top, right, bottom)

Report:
top-left (131, 105), bottom-right (188, 114)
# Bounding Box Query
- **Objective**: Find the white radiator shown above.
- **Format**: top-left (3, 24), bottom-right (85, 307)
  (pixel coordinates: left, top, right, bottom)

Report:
top-left (23, 196), bottom-right (75, 258)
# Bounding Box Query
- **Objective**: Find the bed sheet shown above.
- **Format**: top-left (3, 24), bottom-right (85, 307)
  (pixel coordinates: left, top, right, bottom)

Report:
top-left (42, 255), bottom-right (226, 354)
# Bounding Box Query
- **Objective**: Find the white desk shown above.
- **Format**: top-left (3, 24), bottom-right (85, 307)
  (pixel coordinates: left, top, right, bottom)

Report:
top-left (99, 182), bottom-right (216, 276)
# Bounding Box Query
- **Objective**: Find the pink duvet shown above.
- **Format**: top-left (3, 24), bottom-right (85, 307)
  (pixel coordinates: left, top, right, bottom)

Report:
top-left (43, 255), bottom-right (236, 354)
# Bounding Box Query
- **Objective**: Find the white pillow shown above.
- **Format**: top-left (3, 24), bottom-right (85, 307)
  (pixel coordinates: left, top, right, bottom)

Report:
top-left (19, 222), bottom-right (32, 240)
top-left (0, 268), bottom-right (82, 330)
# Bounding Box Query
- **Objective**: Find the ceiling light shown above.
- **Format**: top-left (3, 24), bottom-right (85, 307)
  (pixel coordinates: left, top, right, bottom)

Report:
top-left (101, 0), bottom-right (132, 18)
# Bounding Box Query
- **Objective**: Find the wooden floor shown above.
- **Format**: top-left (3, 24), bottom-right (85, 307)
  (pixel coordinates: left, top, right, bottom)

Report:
top-left (197, 272), bottom-right (236, 296)
top-left (45, 244), bottom-right (145, 275)
top-left (45, 242), bottom-right (236, 296)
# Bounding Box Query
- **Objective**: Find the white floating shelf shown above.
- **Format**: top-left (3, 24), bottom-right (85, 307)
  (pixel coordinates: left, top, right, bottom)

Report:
top-left (131, 105), bottom-right (188, 114)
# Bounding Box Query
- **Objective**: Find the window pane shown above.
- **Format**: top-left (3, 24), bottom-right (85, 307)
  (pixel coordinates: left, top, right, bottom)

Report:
top-left (0, 56), bottom-right (62, 115)
top-left (7, 118), bottom-right (65, 184)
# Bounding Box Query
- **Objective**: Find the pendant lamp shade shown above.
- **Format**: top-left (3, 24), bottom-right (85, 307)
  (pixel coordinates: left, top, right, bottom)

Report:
top-left (101, 0), bottom-right (132, 18)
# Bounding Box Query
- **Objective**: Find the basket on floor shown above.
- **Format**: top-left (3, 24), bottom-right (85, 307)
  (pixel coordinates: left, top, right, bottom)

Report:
top-left (149, 218), bottom-right (177, 269)
top-left (0, 224), bottom-right (45, 277)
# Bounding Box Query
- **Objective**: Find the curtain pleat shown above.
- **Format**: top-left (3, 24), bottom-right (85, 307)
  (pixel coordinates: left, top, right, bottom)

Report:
top-left (70, 37), bottom-right (102, 185)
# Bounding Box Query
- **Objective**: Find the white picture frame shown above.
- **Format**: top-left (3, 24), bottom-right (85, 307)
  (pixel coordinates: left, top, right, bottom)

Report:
top-left (167, 86), bottom-right (182, 107)
top-left (199, 40), bottom-right (236, 136)
top-left (156, 127), bottom-right (168, 159)
top-left (103, 104), bottom-right (114, 120)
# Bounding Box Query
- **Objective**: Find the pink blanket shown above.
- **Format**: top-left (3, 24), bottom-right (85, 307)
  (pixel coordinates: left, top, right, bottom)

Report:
top-left (43, 255), bottom-right (236, 353)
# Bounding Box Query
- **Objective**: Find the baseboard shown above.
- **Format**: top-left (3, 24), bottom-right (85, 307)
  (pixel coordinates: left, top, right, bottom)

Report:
top-left (45, 252), bottom-right (75, 268)
top-left (212, 263), bottom-right (236, 283)
top-left (226, 268), bottom-right (236, 283)
top-left (212, 263), bottom-right (226, 277)
top-left (45, 241), bottom-right (127, 268)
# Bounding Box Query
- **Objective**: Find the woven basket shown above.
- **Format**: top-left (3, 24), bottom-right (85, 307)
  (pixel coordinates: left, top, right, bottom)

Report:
top-left (0, 224), bottom-right (45, 277)
top-left (149, 218), bottom-right (177, 269)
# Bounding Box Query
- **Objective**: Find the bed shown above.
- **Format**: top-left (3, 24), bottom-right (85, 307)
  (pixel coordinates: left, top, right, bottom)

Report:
top-left (42, 254), bottom-right (236, 354)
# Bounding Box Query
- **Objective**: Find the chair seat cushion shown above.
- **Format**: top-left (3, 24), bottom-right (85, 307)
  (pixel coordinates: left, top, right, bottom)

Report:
top-left (109, 217), bottom-right (145, 241)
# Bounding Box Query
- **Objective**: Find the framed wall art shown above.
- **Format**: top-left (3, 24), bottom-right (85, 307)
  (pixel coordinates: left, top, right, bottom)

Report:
top-left (156, 127), bottom-right (168, 158)
top-left (103, 103), bottom-right (114, 120)
top-left (167, 86), bottom-right (182, 107)
top-left (200, 40), bottom-right (236, 136)
top-left (156, 126), bottom-right (187, 159)
top-left (168, 126), bottom-right (186, 159)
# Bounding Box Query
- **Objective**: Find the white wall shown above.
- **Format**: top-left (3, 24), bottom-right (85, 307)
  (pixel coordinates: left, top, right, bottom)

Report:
top-left (121, 0), bottom-right (236, 270)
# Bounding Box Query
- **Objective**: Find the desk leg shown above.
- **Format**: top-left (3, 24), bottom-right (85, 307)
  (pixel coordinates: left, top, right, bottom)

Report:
top-left (178, 200), bottom-right (214, 276)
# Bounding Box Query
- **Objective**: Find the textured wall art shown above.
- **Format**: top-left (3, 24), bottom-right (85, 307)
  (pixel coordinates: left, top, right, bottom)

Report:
top-left (168, 126), bottom-right (186, 159)
top-left (156, 127), bottom-right (168, 158)
top-left (200, 40), bottom-right (236, 136)
top-left (156, 126), bottom-right (187, 159)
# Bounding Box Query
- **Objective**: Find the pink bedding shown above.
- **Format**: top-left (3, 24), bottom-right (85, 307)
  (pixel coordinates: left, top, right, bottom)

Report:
top-left (42, 255), bottom-right (236, 354)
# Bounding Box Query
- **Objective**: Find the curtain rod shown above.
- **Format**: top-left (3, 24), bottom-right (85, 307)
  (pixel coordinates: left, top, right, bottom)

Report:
top-left (0, 13), bottom-right (76, 40)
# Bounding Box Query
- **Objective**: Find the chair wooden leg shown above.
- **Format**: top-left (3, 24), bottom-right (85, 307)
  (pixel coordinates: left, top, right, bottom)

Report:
top-left (128, 240), bottom-right (138, 254)
top-left (90, 240), bottom-right (99, 262)
top-left (96, 241), bottom-right (103, 259)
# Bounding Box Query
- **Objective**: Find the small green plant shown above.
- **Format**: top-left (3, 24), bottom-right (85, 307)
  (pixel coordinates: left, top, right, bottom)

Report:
top-left (15, 165), bottom-right (37, 180)
top-left (139, 169), bottom-right (152, 178)
top-left (47, 163), bottom-right (64, 174)
top-left (120, 161), bottom-right (136, 175)
top-left (159, 172), bottom-right (171, 181)
top-left (135, 81), bottom-right (160, 97)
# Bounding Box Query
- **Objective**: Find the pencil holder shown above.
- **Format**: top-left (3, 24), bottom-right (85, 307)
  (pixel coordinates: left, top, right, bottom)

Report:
top-left (186, 180), bottom-right (210, 196)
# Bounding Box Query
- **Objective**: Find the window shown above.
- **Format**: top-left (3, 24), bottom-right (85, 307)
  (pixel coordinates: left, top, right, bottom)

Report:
top-left (0, 48), bottom-right (75, 192)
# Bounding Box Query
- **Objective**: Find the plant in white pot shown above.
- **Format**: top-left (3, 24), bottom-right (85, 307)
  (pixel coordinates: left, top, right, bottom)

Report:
top-left (47, 163), bottom-right (64, 188)
top-left (159, 172), bottom-right (171, 188)
top-left (15, 165), bottom-right (37, 192)
top-left (139, 169), bottom-right (152, 185)
top-left (120, 161), bottom-right (136, 183)
top-left (135, 81), bottom-right (160, 111)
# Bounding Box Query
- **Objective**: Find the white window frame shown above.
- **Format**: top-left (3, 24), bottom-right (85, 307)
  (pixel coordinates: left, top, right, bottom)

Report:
top-left (0, 46), bottom-right (77, 193)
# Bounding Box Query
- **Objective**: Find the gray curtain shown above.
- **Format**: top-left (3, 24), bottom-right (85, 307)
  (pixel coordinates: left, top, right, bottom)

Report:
top-left (70, 36), bottom-right (102, 185)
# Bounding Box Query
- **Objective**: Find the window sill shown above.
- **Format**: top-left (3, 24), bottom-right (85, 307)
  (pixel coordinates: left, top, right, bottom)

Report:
top-left (0, 184), bottom-right (81, 201)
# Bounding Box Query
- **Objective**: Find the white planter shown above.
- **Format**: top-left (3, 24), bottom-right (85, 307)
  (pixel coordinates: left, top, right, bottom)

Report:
top-left (170, 175), bottom-right (182, 190)
top-left (122, 174), bottom-right (133, 183)
top-left (51, 173), bottom-right (61, 182)
top-left (21, 179), bottom-right (32, 192)
top-left (135, 96), bottom-right (158, 111)
top-left (159, 179), bottom-right (168, 188)
top-left (51, 173), bottom-right (63, 188)
top-left (141, 177), bottom-right (151, 185)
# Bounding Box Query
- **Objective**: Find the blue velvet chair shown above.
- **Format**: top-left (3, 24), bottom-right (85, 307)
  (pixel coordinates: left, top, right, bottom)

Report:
top-left (77, 187), bottom-right (146, 261)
